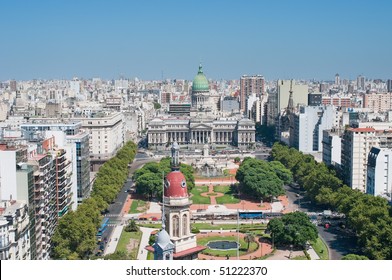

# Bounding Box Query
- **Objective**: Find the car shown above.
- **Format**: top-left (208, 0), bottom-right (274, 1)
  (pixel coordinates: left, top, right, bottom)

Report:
top-left (295, 193), bottom-right (300, 197)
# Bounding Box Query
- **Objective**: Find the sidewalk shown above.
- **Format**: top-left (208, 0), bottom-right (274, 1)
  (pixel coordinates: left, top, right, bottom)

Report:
top-left (307, 247), bottom-right (320, 260)
top-left (137, 227), bottom-right (157, 260)
top-left (104, 225), bottom-right (124, 255)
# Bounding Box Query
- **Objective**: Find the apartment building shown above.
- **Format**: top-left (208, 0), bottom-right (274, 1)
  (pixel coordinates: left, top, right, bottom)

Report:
top-left (73, 112), bottom-right (124, 171)
top-left (290, 105), bottom-right (338, 153)
top-left (342, 126), bottom-right (392, 192)
top-left (0, 201), bottom-right (31, 260)
top-left (240, 75), bottom-right (265, 112)
top-left (362, 92), bottom-right (392, 112)
top-left (366, 147), bottom-right (392, 199)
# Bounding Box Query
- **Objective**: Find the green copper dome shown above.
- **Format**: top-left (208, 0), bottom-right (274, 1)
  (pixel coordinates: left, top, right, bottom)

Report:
top-left (192, 64), bottom-right (209, 92)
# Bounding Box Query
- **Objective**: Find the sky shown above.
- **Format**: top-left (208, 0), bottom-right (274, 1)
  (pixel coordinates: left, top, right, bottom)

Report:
top-left (1, 0), bottom-right (392, 81)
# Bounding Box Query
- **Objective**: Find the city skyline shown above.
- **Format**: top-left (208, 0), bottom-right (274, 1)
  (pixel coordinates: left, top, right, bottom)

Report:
top-left (1, 0), bottom-right (392, 81)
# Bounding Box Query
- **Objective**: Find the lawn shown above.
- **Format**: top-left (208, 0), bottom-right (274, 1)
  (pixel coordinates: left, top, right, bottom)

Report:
top-left (115, 229), bottom-right (142, 260)
top-left (213, 185), bottom-right (240, 204)
top-left (310, 237), bottom-right (329, 260)
top-left (190, 185), bottom-right (210, 204)
top-left (129, 199), bottom-right (148, 214)
top-left (197, 235), bottom-right (258, 257)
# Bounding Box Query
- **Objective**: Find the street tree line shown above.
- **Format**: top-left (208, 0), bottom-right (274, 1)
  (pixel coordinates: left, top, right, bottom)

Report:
top-left (133, 157), bottom-right (195, 199)
top-left (271, 142), bottom-right (392, 260)
top-left (235, 157), bottom-right (292, 201)
top-left (51, 141), bottom-right (137, 259)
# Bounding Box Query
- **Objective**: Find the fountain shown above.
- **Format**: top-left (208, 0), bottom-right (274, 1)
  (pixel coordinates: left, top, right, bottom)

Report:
top-left (207, 240), bottom-right (239, 250)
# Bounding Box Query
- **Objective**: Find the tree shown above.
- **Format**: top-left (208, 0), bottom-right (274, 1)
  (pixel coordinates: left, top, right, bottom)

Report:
top-left (51, 141), bottom-right (138, 259)
top-left (267, 212), bottom-right (318, 248)
top-left (153, 102), bottom-right (161, 110)
top-left (236, 158), bottom-right (287, 200)
top-left (244, 233), bottom-right (256, 251)
top-left (341, 254), bottom-right (369, 260)
top-left (104, 251), bottom-right (129, 260)
top-left (234, 157), bottom-right (241, 163)
top-left (125, 219), bottom-right (139, 232)
top-left (136, 172), bottom-right (162, 199)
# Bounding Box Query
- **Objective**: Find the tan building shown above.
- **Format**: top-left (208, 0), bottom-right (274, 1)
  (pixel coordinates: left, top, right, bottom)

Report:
top-left (342, 126), bottom-right (392, 192)
top-left (73, 112), bottom-right (124, 170)
top-left (267, 80), bottom-right (308, 126)
top-left (363, 92), bottom-right (392, 112)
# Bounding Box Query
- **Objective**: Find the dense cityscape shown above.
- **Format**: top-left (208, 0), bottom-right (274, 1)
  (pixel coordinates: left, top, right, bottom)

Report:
top-left (0, 65), bottom-right (391, 260)
top-left (1, 1), bottom-right (391, 263)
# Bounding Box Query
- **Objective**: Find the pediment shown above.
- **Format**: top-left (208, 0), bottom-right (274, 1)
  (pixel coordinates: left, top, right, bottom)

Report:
top-left (190, 123), bottom-right (212, 129)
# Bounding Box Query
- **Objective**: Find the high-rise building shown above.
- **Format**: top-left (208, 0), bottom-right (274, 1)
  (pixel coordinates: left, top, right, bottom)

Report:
top-left (240, 75), bottom-right (265, 112)
top-left (335, 73), bottom-right (340, 86)
top-left (387, 79), bottom-right (392, 92)
top-left (28, 154), bottom-right (57, 260)
top-left (9, 80), bottom-right (17, 92)
top-left (366, 147), bottom-right (392, 199)
top-left (363, 92), bottom-right (392, 112)
top-left (357, 75), bottom-right (365, 91)
top-left (20, 122), bottom-right (90, 204)
top-left (267, 80), bottom-right (308, 126)
top-left (290, 105), bottom-right (337, 153)
top-left (342, 126), bottom-right (392, 192)
top-left (322, 129), bottom-right (342, 167)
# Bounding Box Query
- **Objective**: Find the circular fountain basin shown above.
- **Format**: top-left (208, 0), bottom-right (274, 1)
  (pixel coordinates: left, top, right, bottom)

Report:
top-left (207, 240), bottom-right (239, 250)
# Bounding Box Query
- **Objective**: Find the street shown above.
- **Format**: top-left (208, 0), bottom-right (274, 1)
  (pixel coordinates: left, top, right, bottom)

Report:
top-left (283, 184), bottom-right (359, 259)
top-left (98, 153), bottom-right (159, 255)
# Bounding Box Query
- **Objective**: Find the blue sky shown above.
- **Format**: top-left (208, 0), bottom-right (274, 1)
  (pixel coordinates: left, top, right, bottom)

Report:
top-left (1, 0), bottom-right (391, 81)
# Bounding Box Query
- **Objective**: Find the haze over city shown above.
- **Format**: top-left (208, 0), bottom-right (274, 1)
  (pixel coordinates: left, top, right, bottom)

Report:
top-left (1, 0), bottom-right (392, 81)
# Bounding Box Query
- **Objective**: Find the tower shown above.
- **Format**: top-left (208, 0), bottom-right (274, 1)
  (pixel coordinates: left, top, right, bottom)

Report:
top-left (161, 142), bottom-right (205, 259)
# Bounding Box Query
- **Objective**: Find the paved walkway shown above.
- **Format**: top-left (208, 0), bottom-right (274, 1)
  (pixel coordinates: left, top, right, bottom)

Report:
top-left (200, 184), bottom-right (224, 204)
top-left (137, 227), bottom-right (157, 260)
top-left (147, 201), bottom-right (161, 213)
top-left (104, 225), bottom-right (124, 255)
top-left (307, 247), bottom-right (320, 260)
top-left (265, 249), bottom-right (305, 260)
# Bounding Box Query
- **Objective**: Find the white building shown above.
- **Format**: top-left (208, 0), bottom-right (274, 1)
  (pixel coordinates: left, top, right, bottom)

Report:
top-left (322, 129), bottom-right (342, 166)
top-left (342, 126), bottom-right (392, 192)
top-left (290, 105), bottom-right (338, 153)
top-left (72, 112), bottom-right (124, 170)
top-left (0, 201), bottom-right (31, 260)
top-left (366, 147), bottom-right (392, 199)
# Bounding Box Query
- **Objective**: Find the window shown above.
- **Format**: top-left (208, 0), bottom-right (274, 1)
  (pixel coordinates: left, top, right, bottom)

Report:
top-left (172, 215), bottom-right (179, 237)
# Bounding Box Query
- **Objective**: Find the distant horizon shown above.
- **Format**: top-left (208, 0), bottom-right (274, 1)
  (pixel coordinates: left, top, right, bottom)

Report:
top-left (1, 1), bottom-right (391, 81)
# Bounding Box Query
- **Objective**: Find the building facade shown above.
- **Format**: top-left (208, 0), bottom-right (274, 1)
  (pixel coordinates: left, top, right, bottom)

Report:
top-left (290, 105), bottom-right (338, 153)
top-left (362, 92), bottom-right (392, 112)
top-left (366, 147), bottom-right (392, 199)
top-left (267, 80), bottom-right (308, 126)
top-left (148, 117), bottom-right (255, 150)
top-left (72, 112), bottom-right (124, 170)
top-left (0, 201), bottom-right (31, 260)
top-left (322, 129), bottom-right (342, 166)
top-left (240, 75), bottom-right (265, 112)
top-left (342, 126), bottom-right (392, 192)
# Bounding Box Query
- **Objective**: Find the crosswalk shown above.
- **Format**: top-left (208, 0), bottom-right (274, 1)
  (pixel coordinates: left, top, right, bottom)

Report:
top-left (104, 214), bottom-right (123, 217)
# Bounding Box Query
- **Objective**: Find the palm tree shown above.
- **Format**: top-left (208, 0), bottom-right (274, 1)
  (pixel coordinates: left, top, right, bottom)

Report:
top-left (244, 233), bottom-right (255, 251)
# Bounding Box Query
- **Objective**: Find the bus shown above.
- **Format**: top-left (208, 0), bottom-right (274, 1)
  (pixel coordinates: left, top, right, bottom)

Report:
top-left (96, 217), bottom-right (109, 242)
